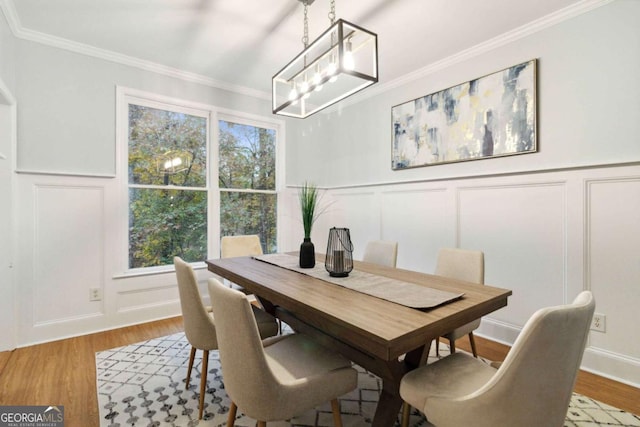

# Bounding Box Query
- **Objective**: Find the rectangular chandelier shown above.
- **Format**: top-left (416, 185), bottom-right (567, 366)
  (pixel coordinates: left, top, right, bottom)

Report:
top-left (272, 19), bottom-right (378, 119)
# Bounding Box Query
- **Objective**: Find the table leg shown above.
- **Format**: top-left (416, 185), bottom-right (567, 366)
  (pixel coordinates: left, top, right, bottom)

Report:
top-left (274, 308), bottom-right (430, 427)
top-left (371, 385), bottom-right (404, 427)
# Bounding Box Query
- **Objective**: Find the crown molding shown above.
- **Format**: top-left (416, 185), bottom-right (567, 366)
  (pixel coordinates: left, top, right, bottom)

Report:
top-left (0, 0), bottom-right (20, 35)
top-left (0, 0), bottom-right (271, 101)
top-left (343, 0), bottom-right (614, 106)
top-left (0, 0), bottom-right (613, 106)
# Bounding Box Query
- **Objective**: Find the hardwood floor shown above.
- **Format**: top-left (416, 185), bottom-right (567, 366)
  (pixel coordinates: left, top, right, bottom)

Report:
top-left (0, 317), bottom-right (638, 427)
top-left (0, 317), bottom-right (184, 427)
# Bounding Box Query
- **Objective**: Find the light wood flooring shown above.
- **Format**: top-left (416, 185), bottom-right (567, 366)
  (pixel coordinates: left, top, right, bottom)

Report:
top-left (0, 316), bottom-right (638, 427)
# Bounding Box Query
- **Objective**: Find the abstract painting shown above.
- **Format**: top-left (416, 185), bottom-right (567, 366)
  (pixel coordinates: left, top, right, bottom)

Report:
top-left (392, 59), bottom-right (537, 169)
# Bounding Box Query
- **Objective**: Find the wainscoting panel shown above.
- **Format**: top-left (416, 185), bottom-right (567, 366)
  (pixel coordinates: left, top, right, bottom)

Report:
top-left (379, 186), bottom-right (452, 273)
top-left (33, 184), bottom-right (105, 325)
top-left (116, 284), bottom-right (180, 314)
top-left (319, 165), bottom-right (640, 387)
top-left (586, 178), bottom-right (640, 359)
top-left (457, 182), bottom-right (567, 327)
top-left (329, 191), bottom-right (378, 260)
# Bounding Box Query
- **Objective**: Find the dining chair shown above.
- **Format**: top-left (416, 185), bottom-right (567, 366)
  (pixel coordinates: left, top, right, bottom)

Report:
top-left (208, 278), bottom-right (358, 427)
top-left (399, 291), bottom-right (595, 427)
top-left (220, 234), bottom-right (284, 332)
top-left (221, 234), bottom-right (263, 258)
top-left (362, 240), bottom-right (398, 268)
top-left (434, 247), bottom-right (484, 357)
top-left (173, 257), bottom-right (278, 419)
top-left (220, 234), bottom-right (263, 294)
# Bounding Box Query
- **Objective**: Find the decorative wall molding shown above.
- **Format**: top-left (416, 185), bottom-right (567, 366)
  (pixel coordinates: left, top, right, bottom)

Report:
top-left (321, 161), bottom-right (640, 191)
top-left (32, 183), bottom-right (106, 325)
top-left (320, 166), bottom-right (640, 388)
top-left (0, 0), bottom-right (612, 107)
top-left (0, 0), bottom-right (269, 101)
top-left (16, 169), bottom-right (116, 178)
top-left (336, 0), bottom-right (615, 107)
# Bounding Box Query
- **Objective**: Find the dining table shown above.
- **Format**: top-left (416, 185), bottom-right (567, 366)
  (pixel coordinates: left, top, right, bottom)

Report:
top-left (206, 253), bottom-right (512, 427)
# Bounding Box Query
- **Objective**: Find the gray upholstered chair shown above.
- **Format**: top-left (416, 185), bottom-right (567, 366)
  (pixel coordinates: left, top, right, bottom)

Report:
top-left (173, 257), bottom-right (278, 419)
top-left (434, 248), bottom-right (484, 357)
top-left (400, 291), bottom-right (595, 427)
top-left (362, 240), bottom-right (398, 268)
top-left (208, 278), bottom-right (358, 427)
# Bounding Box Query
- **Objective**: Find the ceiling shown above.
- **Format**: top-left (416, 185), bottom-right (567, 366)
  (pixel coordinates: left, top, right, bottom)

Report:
top-left (7, 0), bottom-right (590, 97)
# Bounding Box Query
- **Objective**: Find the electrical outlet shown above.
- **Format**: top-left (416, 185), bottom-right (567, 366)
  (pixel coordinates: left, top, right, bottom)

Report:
top-left (591, 313), bottom-right (606, 332)
top-left (90, 287), bottom-right (102, 301)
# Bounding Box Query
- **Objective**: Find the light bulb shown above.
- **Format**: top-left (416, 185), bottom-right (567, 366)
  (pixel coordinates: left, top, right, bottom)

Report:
top-left (327, 61), bottom-right (338, 83)
top-left (313, 66), bottom-right (323, 91)
top-left (344, 39), bottom-right (355, 70)
top-left (288, 87), bottom-right (298, 101)
top-left (300, 80), bottom-right (310, 94)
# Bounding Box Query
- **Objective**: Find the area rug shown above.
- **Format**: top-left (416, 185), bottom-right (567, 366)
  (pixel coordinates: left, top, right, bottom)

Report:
top-left (96, 332), bottom-right (640, 427)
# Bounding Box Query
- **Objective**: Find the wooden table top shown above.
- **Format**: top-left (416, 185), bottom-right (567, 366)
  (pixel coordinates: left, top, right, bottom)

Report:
top-left (206, 255), bottom-right (512, 361)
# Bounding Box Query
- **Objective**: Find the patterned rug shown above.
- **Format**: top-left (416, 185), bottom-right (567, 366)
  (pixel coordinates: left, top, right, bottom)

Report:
top-left (96, 332), bottom-right (640, 427)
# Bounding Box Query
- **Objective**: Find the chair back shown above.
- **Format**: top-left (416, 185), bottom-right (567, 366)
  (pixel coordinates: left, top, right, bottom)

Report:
top-left (173, 257), bottom-right (217, 350)
top-left (221, 235), bottom-right (263, 258)
top-left (435, 248), bottom-right (484, 284)
top-left (431, 291), bottom-right (596, 427)
top-left (489, 291), bottom-right (595, 424)
top-left (363, 240), bottom-right (398, 268)
top-left (208, 278), bottom-right (279, 409)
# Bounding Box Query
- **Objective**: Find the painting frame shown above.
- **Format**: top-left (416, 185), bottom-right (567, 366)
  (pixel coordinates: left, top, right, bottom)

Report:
top-left (391, 59), bottom-right (537, 170)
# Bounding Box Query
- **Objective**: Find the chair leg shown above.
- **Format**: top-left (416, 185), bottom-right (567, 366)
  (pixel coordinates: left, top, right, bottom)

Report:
top-left (435, 338), bottom-right (440, 357)
top-left (199, 350), bottom-right (209, 420)
top-left (469, 332), bottom-right (478, 358)
top-left (186, 346), bottom-right (196, 389)
top-left (257, 422), bottom-right (267, 427)
top-left (401, 401), bottom-right (411, 427)
top-left (448, 338), bottom-right (456, 355)
top-left (330, 399), bottom-right (343, 427)
top-left (227, 401), bottom-right (237, 427)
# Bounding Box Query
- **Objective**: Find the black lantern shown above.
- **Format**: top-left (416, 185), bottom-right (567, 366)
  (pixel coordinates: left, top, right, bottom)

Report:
top-left (325, 227), bottom-right (354, 277)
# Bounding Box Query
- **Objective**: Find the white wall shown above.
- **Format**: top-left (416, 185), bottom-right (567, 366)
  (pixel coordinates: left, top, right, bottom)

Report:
top-left (0, 10), bottom-right (16, 351)
top-left (287, 0), bottom-right (640, 187)
top-left (14, 38), bottom-right (274, 176)
top-left (1, 0), bottom-right (639, 389)
top-left (4, 28), bottom-right (284, 345)
top-left (285, 1), bottom-right (640, 387)
top-left (0, 95), bottom-right (16, 352)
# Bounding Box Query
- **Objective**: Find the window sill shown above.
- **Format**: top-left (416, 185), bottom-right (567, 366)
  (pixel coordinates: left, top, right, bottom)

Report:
top-left (112, 261), bottom-right (209, 280)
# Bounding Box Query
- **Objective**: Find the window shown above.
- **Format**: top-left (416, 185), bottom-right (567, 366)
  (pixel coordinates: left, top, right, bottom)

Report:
top-left (120, 89), bottom-right (282, 271)
top-left (127, 103), bottom-right (209, 268)
top-left (218, 119), bottom-right (277, 253)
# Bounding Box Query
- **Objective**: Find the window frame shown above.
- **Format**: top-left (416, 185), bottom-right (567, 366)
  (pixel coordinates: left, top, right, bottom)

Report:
top-left (215, 112), bottom-right (282, 253)
top-left (115, 87), bottom-right (285, 277)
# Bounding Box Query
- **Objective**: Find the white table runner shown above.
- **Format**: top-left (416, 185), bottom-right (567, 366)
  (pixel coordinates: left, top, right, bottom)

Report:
top-left (254, 253), bottom-right (463, 309)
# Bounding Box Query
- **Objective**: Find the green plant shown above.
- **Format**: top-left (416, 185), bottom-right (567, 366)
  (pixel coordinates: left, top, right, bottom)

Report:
top-left (299, 182), bottom-right (320, 239)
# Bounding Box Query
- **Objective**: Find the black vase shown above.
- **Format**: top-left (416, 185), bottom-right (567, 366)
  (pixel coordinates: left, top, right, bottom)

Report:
top-left (299, 237), bottom-right (315, 268)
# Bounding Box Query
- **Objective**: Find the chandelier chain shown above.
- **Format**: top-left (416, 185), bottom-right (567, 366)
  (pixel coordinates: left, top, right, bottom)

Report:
top-left (328, 0), bottom-right (336, 24)
top-left (302, 1), bottom-right (309, 48)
